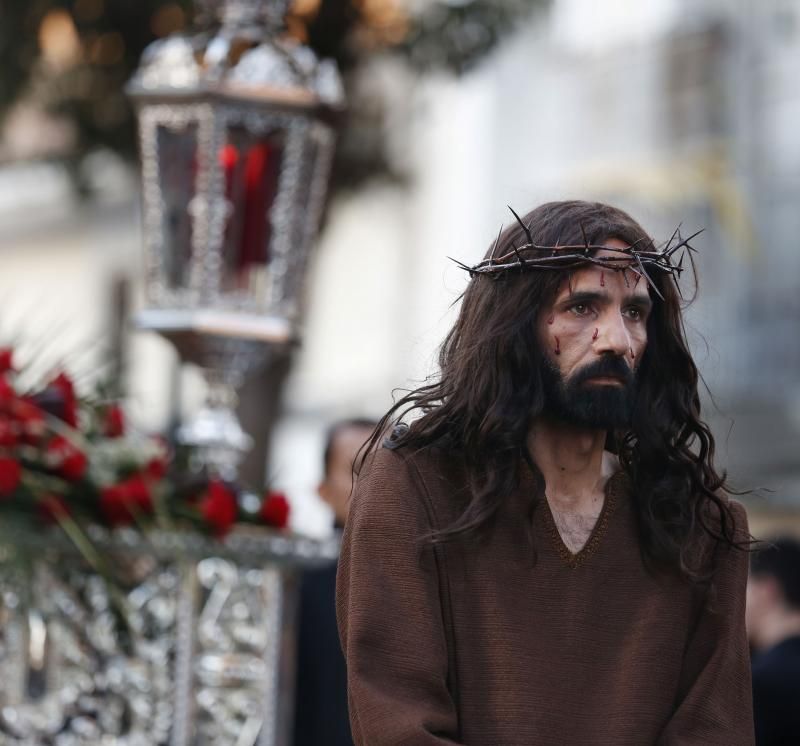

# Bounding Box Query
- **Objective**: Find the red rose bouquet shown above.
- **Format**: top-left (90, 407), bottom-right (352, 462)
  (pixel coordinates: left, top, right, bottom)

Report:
top-left (0, 346), bottom-right (291, 543)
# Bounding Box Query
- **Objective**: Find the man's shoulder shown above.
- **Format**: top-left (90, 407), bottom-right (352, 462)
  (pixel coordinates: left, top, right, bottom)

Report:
top-left (362, 441), bottom-right (464, 483)
top-left (688, 490), bottom-right (750, 542)
top-left (355, 443), bottom-right (468, 521)
top-left (716, 495), bottom-right (750, 545)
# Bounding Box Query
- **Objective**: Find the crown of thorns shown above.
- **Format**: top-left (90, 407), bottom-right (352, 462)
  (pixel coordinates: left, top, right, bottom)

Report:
top-left (451, 206), bottom-right (702, 300)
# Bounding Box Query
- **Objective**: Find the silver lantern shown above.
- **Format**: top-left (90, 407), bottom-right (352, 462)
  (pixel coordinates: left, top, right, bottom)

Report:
top-left (128, 0), bottom-right (344, 478)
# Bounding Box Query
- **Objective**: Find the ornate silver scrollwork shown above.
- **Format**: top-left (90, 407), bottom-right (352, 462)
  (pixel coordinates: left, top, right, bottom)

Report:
top-left (0, 530), bottom-right (338, 745)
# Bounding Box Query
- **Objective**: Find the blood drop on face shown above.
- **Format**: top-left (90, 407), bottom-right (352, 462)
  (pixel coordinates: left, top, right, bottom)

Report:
top-left (592, 328), bottom-right (598, 341)
top-left (600, 271), bottom-right (605, 287)
top-left (554, 336), bottom-right (561, 355)
top-left (547, 316), bottom-right (554, 325)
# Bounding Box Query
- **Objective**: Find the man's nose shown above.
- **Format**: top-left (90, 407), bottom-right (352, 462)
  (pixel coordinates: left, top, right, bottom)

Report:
top-left (594, 312), bottom-right (631, 358)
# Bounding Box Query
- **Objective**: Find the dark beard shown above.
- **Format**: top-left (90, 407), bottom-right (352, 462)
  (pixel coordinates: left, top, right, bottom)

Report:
top-left (540, 354), bottom-right (637, 430)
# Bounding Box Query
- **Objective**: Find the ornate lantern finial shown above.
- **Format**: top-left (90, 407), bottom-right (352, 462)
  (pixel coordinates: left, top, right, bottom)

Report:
top-left (194, 0), bottom-right (292, 30)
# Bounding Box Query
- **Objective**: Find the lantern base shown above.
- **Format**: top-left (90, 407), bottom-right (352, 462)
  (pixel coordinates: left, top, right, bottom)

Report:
top-left (136, 309), bottom-right (293, 346)
top-left (178, 400), bottom-right (253, 481)
top-left (136, 310), bottom-right (292, 482)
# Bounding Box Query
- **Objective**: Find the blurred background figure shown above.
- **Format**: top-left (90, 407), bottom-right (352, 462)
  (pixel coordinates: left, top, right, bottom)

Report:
top-left (747, 537), bottom-right (800, 746)
top-left (293, 418), bottom-right (376, 746)
top-left (317, 419), bottom-right (378, 532)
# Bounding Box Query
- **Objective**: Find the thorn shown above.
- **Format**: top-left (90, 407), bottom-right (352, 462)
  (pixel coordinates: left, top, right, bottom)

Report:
top-left (672, 271), bottom-right (685, 300)
top-left (668, 228), bottom-right (704, 255)
top-left (622, 268), bottom-right (630, 287)
top-left (448, 256), bottom-right (473, 272)
top-left (511, 242), bottom-right (526, 266)
top-left (662, 223), bottom-right (682, 254)
top-left (490, 225), bottom-right (503, 259)
top-left (580, 222), bottom-right (590, 253)
top-left (507, 205), bottom-right (533, 244)
top-left (634, 253), bottom-right (664, 300)
top-left (686, 240), bottom-right (699, 285)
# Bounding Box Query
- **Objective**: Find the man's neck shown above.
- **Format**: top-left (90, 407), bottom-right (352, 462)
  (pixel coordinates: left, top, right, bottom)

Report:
top-left (527, 419), bottom-right (616, 514)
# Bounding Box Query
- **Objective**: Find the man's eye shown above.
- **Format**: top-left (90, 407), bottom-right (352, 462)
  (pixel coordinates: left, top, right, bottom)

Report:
top-left (570, 303), bottom-right (590, 316)
top-left (625, 307), bottom-right (643, 321)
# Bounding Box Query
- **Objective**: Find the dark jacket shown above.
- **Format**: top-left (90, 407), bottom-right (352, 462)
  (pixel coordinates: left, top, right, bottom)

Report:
top-left (294, 553), bottom-right (354, 746)
top-left (752, 635), bottom-right (800, 746)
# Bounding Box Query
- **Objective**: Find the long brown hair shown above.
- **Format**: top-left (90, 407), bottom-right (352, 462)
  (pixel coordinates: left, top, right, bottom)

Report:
top-left (365, 200), bottom-right (742, 580)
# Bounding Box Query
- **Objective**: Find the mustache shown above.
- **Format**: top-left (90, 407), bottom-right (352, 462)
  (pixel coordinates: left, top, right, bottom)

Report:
top-left (570, 355), bottom-right (634, 387)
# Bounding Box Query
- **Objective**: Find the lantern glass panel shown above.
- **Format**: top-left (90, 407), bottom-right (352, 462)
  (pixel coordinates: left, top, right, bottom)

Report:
top-left (157, 122), bottom-right (198, 291)
top-left (219, 125), bottom-right (286, 302)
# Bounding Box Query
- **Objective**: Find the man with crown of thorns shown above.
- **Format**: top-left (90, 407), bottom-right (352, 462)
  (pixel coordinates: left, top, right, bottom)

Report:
top-left (336, 200), bottom-right (754, 745)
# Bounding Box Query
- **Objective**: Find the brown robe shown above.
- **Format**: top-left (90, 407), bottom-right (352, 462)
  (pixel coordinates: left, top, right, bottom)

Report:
top-left (336, 446), bottom-right (754, 745)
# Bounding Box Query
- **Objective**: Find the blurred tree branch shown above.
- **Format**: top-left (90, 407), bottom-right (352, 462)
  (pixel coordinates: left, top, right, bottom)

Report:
top-left (0, 0), bottom-right (545, 196)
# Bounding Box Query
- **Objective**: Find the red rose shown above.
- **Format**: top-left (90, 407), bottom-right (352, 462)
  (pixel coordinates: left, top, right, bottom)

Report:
top-left (0, 349), bottom-right (13, 375)
top-left (0, 457), bottom-right (21, 496)
top-left (61, 450), bottom-right (88, 481)
top-left (49, 372), bottom-right (78, 428)
top-left (260, 491), bottom-right (290, 530)
top-left (100, 476), bottom-right (153, 526)
top-left (46, 435), bottom-right (88, 481)
top-left (0, 376), bottom-right (16, 411)
top-left (200, 480), bottom-right (238, 537)
top-left (38, 494), bottom-right (70, 524)
top-left (13, 398), bottom-right (46, 443)
top-left (145, 457), bottom-right (168, 481)
top-left (103, 405), bottom-right (125, 438)
top-left (0, 416), bottom-right (17, 447)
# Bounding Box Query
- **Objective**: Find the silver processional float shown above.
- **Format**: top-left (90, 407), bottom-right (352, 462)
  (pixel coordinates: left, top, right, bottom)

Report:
top-left (0, 1), bottom-right (344, 743)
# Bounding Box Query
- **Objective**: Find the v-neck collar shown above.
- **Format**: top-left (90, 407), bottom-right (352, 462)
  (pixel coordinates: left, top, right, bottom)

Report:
top-left (539, 470), bottom-right (626, 569)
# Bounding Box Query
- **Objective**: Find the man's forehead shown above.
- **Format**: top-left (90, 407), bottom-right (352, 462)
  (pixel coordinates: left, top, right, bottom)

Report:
top-left (555, 265), bottom-right (652, 302)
